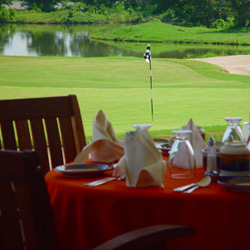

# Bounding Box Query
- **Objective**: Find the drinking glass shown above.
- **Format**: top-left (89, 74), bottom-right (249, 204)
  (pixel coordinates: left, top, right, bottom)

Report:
top-left (168, 130), bottom-right (196, 178)
top-left (222, 117), bottom-right (244, 143)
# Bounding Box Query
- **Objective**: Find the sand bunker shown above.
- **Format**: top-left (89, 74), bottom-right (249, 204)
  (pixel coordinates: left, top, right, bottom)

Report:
top-left (192, 55), bottom-right (250, 76)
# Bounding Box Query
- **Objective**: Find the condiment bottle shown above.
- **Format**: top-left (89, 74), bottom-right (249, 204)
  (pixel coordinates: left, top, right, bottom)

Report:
top-left (206, 137), bottom-right (217, 173)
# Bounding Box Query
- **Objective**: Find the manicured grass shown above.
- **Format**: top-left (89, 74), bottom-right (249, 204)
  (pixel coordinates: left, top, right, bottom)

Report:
top-left (0, 55), bottom-right (250, 141)
top-left (98, 40), bottom-right (250, 58)
top-left (91, 20), bottom-right (250, 45)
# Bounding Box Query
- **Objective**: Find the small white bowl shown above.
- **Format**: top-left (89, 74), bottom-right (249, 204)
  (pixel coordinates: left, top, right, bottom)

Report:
top-left (132, 124), bottom-right (152, 129)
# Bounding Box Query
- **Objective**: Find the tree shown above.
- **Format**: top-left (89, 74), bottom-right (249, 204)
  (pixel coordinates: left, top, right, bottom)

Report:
top-left (229, 0), bottom-right (250, 27)
top-left (23, 0), bottom-right (61, 12)
top-left (153, 0), bottom-right (233, 27)
top-left (0, 0), bottom-right (12, 6)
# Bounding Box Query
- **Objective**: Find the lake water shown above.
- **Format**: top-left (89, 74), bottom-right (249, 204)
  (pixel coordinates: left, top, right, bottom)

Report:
top-left (0, 23), bottom-right (249, 59)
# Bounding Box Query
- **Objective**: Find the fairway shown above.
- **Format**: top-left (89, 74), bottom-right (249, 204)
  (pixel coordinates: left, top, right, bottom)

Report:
top-left (0, 56), bottom-right (250, 140)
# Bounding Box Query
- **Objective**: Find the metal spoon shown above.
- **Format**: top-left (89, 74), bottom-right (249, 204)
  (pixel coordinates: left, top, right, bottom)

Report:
top-left (184, 176), bottom-right (211, 193)
top-left (173, 176), bottom-right (211, 193)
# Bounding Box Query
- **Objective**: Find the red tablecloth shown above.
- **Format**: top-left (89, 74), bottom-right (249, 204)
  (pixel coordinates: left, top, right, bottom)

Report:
top-left (45, 165), bottom-right (250, 250)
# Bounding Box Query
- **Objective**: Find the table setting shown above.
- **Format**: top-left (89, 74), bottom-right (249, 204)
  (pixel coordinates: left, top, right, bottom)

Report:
top-left (53, 110), bottom-right (250, 193)
top-left (45, 111), bottom-right (250, 250)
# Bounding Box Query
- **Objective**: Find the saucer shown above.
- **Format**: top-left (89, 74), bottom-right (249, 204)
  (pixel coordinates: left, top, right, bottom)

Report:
top-left (207, 170), bottom-right (250, 179)
top-left (218, 177), bottom-right (250, 193)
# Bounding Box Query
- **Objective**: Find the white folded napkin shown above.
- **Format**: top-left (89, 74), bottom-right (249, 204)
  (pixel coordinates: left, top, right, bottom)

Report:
top-left (181, 119), bottom-right (206, 168)
top-left (74, 110), bottom-right (123, 164)
top-left (113, 127), bottom-right (166, 188)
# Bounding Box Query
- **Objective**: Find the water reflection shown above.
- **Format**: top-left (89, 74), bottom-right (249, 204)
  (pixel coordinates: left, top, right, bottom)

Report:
top-left (0, 23), bottom-right (249, 58)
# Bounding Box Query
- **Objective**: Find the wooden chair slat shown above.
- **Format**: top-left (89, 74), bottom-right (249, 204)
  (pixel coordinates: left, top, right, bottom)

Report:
top-left (70, 95), bottom-right (86, 151)
top-left (15, 120), bottom-right (32, 150)
top-left (14, 182), bottom-right (39, 250)
top-left (45, 117), bottom-right (64, 168)
top-left (0, 95), bottom-right (86, 174)
top-left (30, 119), bottom-right (50, 175)
top-left (0, 181), bottom-right (24, 250)
top-left (0, 121), bottom-right (17, 150)
top-left (59, 116), bottom-right (77, 163)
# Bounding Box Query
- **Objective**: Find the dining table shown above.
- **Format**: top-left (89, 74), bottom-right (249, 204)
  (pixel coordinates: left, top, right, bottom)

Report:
top-left (45, 155), bottom-right (250, 250)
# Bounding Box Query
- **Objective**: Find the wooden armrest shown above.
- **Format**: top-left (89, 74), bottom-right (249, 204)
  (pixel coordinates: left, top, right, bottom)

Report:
top-left (93, 224), bottom-right (195, 250)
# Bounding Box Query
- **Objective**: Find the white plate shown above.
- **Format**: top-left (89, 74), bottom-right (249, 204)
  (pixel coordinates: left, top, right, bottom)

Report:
top-left (218, 177), bottom-right (250, 193)
top-left (55, 163), bottom-right (112, 178)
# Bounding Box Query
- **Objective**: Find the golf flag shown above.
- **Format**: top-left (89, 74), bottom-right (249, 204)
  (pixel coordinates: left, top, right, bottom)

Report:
top-left (144, 43), bottom-right (151, 62)
top-left (144, 43), bottom-right (154, 121)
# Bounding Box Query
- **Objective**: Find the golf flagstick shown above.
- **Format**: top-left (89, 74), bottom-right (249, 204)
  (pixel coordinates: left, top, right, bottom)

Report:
top-left (144, 43), bottom-right (154, 121)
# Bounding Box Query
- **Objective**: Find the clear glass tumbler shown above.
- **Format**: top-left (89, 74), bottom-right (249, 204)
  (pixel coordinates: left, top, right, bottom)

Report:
top-left (222, 117), bottom-right (244, 143)
top-left (168, 130), bottom-right (196, 178)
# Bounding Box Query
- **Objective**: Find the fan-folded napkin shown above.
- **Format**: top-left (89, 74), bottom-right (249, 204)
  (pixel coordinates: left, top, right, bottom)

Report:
top-left (113, 127), bottom-right (166, 188)
top-left (74, 110), bottom-right (123, 164)
top-left (181, 119), bottom-right (206, 168)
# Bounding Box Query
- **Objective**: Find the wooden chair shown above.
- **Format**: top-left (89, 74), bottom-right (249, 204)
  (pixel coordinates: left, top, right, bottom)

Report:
top-left (0, 95), bottom-right (86, 175)
top-left (0, 149), bottom-right (195, 250)
top-left (0, 150), bottom-right (59, 250)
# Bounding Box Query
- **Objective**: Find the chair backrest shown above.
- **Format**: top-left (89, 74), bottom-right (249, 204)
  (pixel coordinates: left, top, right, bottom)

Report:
top-left (0, 150), bottom-right (59, 250)
top-left (0, 95), bottom-right (86, 175)
top-left (94, 224), bottom-right (195, 250)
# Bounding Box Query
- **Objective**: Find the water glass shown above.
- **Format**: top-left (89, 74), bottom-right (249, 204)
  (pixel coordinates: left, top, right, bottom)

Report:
top-left (168, 130), bottom-right (196, 178)
top-left (222, 117), bottom-right (244, 142)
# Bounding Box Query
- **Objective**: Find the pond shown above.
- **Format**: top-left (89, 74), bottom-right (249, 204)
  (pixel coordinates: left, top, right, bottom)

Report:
top-left (0, 23), bottom-right (249, 59)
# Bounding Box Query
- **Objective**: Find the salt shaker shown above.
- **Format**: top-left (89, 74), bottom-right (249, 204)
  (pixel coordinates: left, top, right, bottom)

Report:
top-left (206, 136), bottom-right (217, 173)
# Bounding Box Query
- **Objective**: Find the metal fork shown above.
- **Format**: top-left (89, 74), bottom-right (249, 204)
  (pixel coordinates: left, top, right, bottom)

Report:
top-left (84, 176), bottom-right (124, 186)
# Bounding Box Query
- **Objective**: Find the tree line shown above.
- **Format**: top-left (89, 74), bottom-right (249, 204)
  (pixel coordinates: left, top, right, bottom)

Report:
top-left (1, 0), bottom-right (249, 28)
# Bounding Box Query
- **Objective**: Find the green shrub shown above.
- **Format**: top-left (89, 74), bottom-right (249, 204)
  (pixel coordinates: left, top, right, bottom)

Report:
top-left (8, 8), bottom-right (16, 19)
top-left (211, 18), bottom-right (235, 29)
top-left (68, 9), bottom-right (74, 18)
top-left (0, 6), bottom-right (15, 22)
top-left (32, 4), bottom-right (41, 13)
top-left (0, 7), bottom-right (8, 22)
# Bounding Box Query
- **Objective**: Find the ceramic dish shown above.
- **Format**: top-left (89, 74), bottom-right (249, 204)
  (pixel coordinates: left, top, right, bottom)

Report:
top-left (132, 124), bottom-right (152, 129)
top-left (218, 177), bottom-right (250, 193)
top-left (55, 163), bottom-right (112, 178)
top-left (156, 143), bottom-right (171, 155)
top-left (207, 170), bottom-right (250, 179)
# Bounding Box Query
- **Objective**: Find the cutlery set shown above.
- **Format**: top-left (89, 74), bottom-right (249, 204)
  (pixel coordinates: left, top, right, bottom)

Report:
top-left (173, 176), bottom-right (211, 193)
top-left (84, 175), bottom-right (212, 192)
top-left (84, 176), bottom-right (124, 186)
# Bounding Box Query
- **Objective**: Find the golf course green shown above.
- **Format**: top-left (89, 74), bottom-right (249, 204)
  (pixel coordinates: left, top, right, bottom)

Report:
top-left (1, 55), bottom-right (250, 141)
